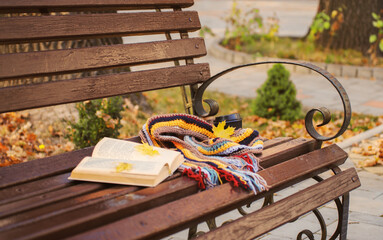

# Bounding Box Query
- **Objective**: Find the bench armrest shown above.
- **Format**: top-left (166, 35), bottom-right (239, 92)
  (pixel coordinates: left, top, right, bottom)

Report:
top-left (192, 61), bottom-right (352, 143)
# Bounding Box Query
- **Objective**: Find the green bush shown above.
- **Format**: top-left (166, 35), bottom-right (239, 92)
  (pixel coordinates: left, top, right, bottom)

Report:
top-left (68, 96), bottom-right (124, 148)
top-left (252, 64), bottom-right (303, 121)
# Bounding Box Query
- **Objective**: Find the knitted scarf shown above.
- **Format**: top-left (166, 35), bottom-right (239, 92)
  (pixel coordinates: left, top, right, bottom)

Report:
top-left (139, 113), bottom-right (268, 194)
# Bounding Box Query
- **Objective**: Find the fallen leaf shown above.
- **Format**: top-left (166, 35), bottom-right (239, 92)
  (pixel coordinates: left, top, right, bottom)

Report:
top-left (213, 121), bottom-right (235, 139)
top-left (358, 158), bottom-right (377, 168)
top-left (115, 162), bottom-right (133, 173)
top-left (135, 143), bottom-right (159, 156)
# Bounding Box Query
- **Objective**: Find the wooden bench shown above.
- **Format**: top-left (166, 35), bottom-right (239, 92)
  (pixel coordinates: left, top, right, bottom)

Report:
top-left (0, 1), bottom-right (360, 239)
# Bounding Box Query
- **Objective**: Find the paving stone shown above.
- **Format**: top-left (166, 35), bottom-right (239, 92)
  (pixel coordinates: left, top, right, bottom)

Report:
top-left (348, 194), bottom-right (383, 216)
top-left (357, 66), bottom-right (373, 79)
top-left (373, 67), bottom-right (383, 81)
top-left (326, 63), bottom-right (342, 77)
top-left (263, 215), bottom-right (322, 239)
top-left (342, 64), bottom-right (357, 78)
top-left (349, 211), bottom-right (383, 227)
top-left (282, 63), bottom-right (296, 73)
top-left (345, 221), bottom-right (383, 240)
top-left (363, 100), bottom-right (383, 109)
top-left (295, 64), bottom-right (311, 74)
top-left (257, 234), bottom-right (294, 240)
top-left (354, 171), bottom-right (383, 193)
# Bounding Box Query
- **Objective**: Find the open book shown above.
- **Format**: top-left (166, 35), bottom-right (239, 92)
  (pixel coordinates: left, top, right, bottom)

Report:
top-left (69, 137), bottom-right (184, 187)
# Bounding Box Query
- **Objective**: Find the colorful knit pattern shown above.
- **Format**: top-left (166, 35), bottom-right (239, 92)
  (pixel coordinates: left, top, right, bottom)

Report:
top-left (139, 113), bottom-right (268, 194)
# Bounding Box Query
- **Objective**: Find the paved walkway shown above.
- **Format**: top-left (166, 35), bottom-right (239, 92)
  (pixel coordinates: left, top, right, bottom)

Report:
top-left (166, 1), bottom-right (383, 239)
top-left (191, 0), bottom-right (383, 116)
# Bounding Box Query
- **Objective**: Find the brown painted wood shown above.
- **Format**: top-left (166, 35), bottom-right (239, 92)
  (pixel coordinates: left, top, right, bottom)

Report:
top-left (199, 168), bottom-right (360, 240)
top-left (263, 137), bottom-right (293, 150)
top-left (0, 177), bottom-right (199, 240)
top-left (0, 11), bottom-right (201, 44)
top-left (64, 145), bottom-right (350, 240)
top-left (258, 144), bottom-right (348, 189)
top-left (0, 182), bottom-right (105, 218)
top-left (0, 63), bottom-right (210, 113)
top-left (0, 0), bottom-right (195, 13)
top-left (260, 138), bottom-right (316, 168)
top-left (0, 173), bottom-right (72, 205)
top-left (0, 38), bottom-right (207, 80)
top-left (0, 2), bottom-right (358, 239)
top-left (0, 185), bottom-right (140, 232)
top-left (0, 147), bottom-right (93, 189)
top-left (0, 135), bottom-right (302, 191)
top-left (0, 141), bottom-right (337, 239)
top-left (0, 137), bottom-right (139, 189)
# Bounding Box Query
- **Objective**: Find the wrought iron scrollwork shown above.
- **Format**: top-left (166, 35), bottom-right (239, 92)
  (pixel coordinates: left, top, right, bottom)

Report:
top-left (192, 61), bottom-right (352, 142)
top-left (187, 194), bottom-right (274, 239)
top-left (296, 208), bottom-right (327, 240)
top-left (295, 169), bottom-right (349, 240)
top-left (190, 62), bottom-right (352, 239)
top-left (237, 193), bottom-right (274, 216)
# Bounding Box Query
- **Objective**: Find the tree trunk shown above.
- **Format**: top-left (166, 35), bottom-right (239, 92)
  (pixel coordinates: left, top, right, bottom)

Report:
top-left (314, 0), bottom-right (383, 55)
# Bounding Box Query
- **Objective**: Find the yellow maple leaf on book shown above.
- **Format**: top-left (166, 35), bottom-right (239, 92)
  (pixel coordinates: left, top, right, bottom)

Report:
top-left (213, 121), bottom-right (235, 139)
top-left (115, 162), bottom-right (133, 173)
top-left (135, 143), bottom-right (159, 156)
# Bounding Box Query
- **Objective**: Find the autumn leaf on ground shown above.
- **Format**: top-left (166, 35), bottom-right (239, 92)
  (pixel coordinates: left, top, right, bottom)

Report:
top-left (358, 158), bottom-right (378, 168)
top-left (135, 143), bottom-right (159, 156)
top-left (213, 121), bottom-right (235, 139)
top-left (115, 162), bottom-right (133, 173)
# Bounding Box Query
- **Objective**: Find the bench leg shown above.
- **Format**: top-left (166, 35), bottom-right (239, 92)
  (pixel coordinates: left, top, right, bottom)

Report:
top-left (188, 194), bottom-right (273, 239)
top-left (296, 172), bottom-right (350, 240)
top-left (315, 168), bottom-right (351, 240)
top-left (189, 172), bottom-right (351, 240)
top-left (297, 193), bottom-right (349, 240)
top-left (335, 193), bottom-right (350, 240)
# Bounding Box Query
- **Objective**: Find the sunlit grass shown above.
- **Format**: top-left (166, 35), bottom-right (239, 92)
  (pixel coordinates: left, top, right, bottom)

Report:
top-left (223, 37), bottom-right (383, 67)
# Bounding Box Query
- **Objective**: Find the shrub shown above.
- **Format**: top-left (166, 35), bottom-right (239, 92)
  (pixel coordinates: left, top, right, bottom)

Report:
top-left (252, 64), bottom-right (303, 121)
top-left (68, 96), bottom-right (124, 148)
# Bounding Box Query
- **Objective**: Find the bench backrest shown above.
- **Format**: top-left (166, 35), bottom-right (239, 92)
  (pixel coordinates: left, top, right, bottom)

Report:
top-left (0, 0), bottom-right (210, 114)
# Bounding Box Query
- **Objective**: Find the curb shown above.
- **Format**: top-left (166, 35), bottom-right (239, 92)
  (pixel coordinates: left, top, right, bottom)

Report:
top-left (208, 39), bottom-right (383, 81)
top-left (337, 124), bottom-right (383, 149)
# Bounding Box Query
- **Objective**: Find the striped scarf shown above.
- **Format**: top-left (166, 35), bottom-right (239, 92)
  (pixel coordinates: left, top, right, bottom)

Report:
top-left (139, 113), bottom-right (268, 194)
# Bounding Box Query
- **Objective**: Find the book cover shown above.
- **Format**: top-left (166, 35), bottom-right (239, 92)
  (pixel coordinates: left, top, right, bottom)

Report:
top-left (69, 137), bottom-right (184, 187)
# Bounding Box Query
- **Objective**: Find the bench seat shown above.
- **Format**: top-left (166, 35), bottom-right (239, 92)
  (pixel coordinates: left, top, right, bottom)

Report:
top-left (0, 0), bottom-right (359, 239)
top-left (0, 137), bottom-right (360, 239)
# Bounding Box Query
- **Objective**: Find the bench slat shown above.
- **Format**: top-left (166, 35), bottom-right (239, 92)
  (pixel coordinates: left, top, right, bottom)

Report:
top-left (0, 0), bottom-right (195, 13)
top-left (63, 144), bottom-right (349, 240)
top-left (263, 137), bottom-right (293, 150)
top-left (0, 63), bottom-right (210, 113)
top-left (0, 11), bottom-right (201, 44)
top-left (260, 138), bottom-right (315, 168)
top-left (199, 168), bottom-right (360, 240)
top-left (0, 137), bottom-right (306, 190)
top-left (0, 137), bottom-right (140, 189)
top-left (0, 138), bottom-right (296, 207)
top-left (0, 148), bottom-right (93, 189)
top-left (0, 173), bottom-right (72, 205)
top-left (0, 139), bottom-right (322, 237)
top-left (0, 185), bottom-right (140, 232)
top-left (0, 182), bottom-right (105, 218)
top-left (0, 177), bottom-right (198, 240)
top-left (0, 38), bottom-right (207, 80)
top-left (259, 144), bottom-right (348, 189)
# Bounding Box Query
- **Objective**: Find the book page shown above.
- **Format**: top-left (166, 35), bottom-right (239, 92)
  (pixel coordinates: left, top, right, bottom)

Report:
top-left (92, 138), bottom-right (182, 168)
top-left (76, 157), bottom-right (167, 176)
top-left (92, 138), bottom-right (136, 160)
